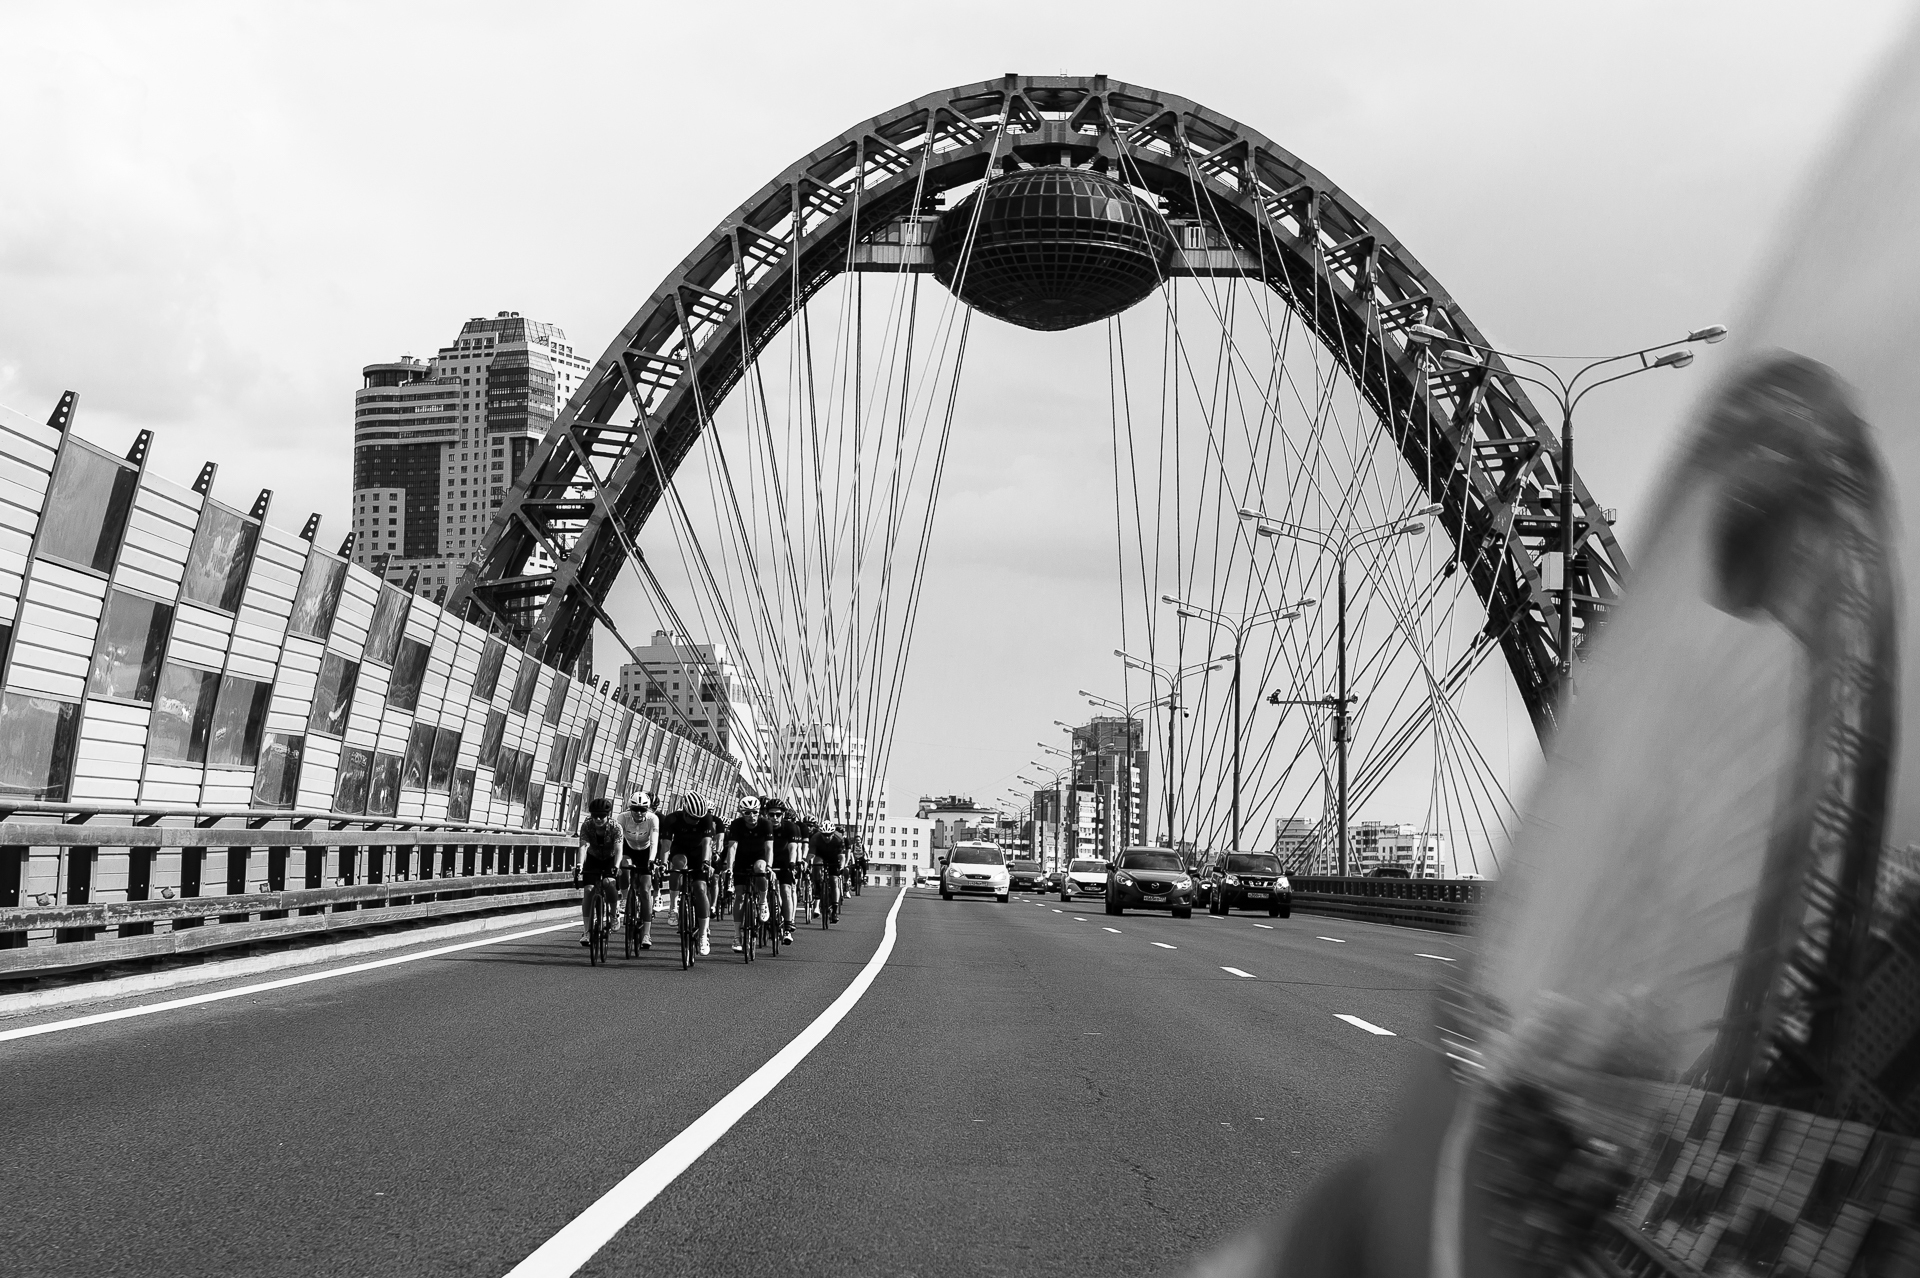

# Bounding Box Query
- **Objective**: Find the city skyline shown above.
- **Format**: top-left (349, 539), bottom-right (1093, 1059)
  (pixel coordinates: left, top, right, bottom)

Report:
top-left (3, 2), bottom-right (1908, 820)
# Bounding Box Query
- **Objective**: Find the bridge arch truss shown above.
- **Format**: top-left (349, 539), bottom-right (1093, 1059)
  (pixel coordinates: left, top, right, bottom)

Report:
top-left (449, 73), bottom-right (1626, 738)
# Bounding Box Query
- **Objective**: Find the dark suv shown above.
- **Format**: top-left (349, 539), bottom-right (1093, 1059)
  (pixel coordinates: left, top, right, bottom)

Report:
top-left (1008, 860), bottom-right (1045, 892)
top-left (1104, 847), bottom-right (1195, 918)
top-left (1206, 852), bottom-right (1292, 917)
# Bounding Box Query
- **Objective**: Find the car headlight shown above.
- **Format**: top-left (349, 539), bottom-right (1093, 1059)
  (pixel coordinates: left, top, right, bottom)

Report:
top-left (1114, 872), bottom-right (1135, 886)
top-left (1224, 874), bottom-right (1240, 886)
top-left (1278, 876), bottom-right (1291, 891)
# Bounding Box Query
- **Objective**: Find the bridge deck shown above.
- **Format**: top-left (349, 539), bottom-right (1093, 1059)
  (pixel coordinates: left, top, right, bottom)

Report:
top-left (0, 885), bottom-right (1450, 1276)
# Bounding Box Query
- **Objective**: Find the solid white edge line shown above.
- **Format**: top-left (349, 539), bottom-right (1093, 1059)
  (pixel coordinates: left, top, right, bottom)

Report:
top-left (1336, 1014), bottom-right (1396, 1036)
top-left (0, 920), bottom-right (576, 1044)
top-left (501, 885), bottom-right (909, 1278)
top-left (1222, 966), bottom-right (1256, 979)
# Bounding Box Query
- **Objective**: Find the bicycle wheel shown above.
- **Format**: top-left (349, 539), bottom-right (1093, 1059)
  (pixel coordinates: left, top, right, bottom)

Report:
top-left (767, 890), bottom-right (781, 958)
top-left (624, 890), bottom-right (641, 959)
top-left (679, 894), bottom-right (694, 970)
top-left (589, 894), bottom-right (606, 967)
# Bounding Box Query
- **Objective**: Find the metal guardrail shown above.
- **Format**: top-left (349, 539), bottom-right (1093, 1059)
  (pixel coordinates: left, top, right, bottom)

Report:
top-left (1288, 875), bottom-right (1484, 933)
top-left (0, 814), bottom-right (581, 976)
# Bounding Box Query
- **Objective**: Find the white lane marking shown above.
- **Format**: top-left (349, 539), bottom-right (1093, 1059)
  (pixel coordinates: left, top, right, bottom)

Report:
top-left (503, 886), bottom-right (909, 1278)
top-left (1222, 966), bottom-right (1256, 979)
top-left (1151, 942), bottom-right (1177, 950)
top-left (1051, 909), bottom-right (1063, 914)
top-left (1316, 936), bottom-right (1346, 943)
top-left (1417, 953), bottom-right (1456, 962)
top-left (1102, 927), bottom-right (1121, 934)
top-left (1336, 1014), bottom-right (1396, 1036)
top-left (1073, 917), bottom-right (1088, 921)
top-left (0, 920), bottom-right (575, 1044)
top-left (1253, 924), bottom-right (1274, 930)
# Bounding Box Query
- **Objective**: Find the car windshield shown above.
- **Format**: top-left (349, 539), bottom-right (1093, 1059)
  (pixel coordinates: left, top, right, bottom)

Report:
top-left (1119, 850), bottom-right (1184, 872)
top-left (949, 847), bottom-right (1003, 865)
top-left (1069, 860), bottom-right (1107, 874)
top-left (1227, 855), bottom-right (1283, 874)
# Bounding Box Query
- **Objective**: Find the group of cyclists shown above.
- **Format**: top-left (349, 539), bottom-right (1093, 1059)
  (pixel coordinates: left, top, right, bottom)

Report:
top-left (575, 790), bottom-right (870, 959)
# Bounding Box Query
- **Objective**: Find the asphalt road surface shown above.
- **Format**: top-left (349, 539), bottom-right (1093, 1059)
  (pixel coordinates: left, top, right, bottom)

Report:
top-left (1, 884), bottom-right (1469, 1277)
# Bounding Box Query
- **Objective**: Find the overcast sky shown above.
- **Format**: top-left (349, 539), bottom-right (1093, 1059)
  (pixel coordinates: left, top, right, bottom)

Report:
top-left (3, 0), bottom-right (1913, 817)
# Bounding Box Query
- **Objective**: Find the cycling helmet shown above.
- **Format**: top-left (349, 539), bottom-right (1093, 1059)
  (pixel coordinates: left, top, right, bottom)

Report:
top-left (739, 796), bottom-right (761, 814)
top-left (587, 795), bottom-right (615, 819)
top-left (680, 794), bottom-right (710, 819)
top-left (629, 790), bottom-right (652, 809)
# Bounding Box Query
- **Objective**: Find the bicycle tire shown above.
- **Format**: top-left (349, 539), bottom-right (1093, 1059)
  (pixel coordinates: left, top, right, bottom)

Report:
top-left (588, 893), bottom-right (606, 967)
top-left (679, 895), bottom-right (694, 970)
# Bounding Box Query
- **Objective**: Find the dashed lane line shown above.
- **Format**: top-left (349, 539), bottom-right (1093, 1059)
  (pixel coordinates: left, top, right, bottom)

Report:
top-left (1151, 942), bottom-right (1177, 950)
top-left (1222, 967), bottom-right (1257, 979)
top-left (1316, 937), bottom-right (1346, 943)
top-left (1102, 927), bottom-right (1121, 934)
top-left (1336, 1014), bottom-right (1396, 1036)
top-left (502, 886), bottom-right (909, 1278)
top-left (1253, 924), bottom-right (1274, 929)
top-left (1416, 954), bottom-right (1456, 962)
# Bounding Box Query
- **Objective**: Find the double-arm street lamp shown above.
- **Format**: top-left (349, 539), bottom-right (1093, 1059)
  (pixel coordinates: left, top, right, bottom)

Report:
top-left (1111, 653), bottom-right (1223, 852)
top-left (1159, 596), bottom-right (1312, 853)
top-left (1081, 688), bottom-right (1178, 855)
top-left (1236, 506), bottom-right (1437, 876)
top-left (1404, 321), bottom-right (1726, 695)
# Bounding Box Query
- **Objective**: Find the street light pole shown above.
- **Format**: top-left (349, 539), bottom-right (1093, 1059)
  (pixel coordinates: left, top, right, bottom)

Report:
top-left (1159, 597), bottom-right (1310, 852)
top-left (1239, 507), bottom-right (1435, 876)
top-left (1082, 688), bottom-right (1174, 857)
top-left (1115, 653), bottom-right (1222, 854)
top-left (1405, 320), bottom-right (1725, 697)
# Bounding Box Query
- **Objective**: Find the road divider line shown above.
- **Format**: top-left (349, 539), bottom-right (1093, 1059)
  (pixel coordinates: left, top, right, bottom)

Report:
top-left (502, 885), bottom-right (909, 1278)
top-left (1222, 966), bottom-right (1256, 979)
top-left (1316, 937), bottom-right (1346, 943)
top-left (1253, 924), bottom-right (1274, 930)
top-left (0, 920), bottom-right (576, 1043)
top-left (1151, 942), bottom-right (1177, 950)
top-left (1416, 954), bottom-right (1456, 962)
top-left (1102, 927), bottom-right (1121, 934)
top-left (1336, 1014), bottom-right (1396, 1036)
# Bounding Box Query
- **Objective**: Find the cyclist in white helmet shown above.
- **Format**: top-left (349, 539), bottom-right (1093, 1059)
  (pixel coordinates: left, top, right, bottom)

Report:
top-left (723, 795), bottom-right (771, 952)
top-left (617, 790), bottom-right (659, 949)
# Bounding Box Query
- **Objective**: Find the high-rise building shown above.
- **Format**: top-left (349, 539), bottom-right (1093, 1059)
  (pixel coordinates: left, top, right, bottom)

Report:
top-left (788, 723), bottom-right (888, 827)
top-left (1273, 815), bottom-right (1322, 867)
top-left (350, 311), bottom-right (591, 606)
top-left (1348, 821), bottom-right (1448, 877)
top-left (1070, 716), bottom-right (1149, 859)
top-left (617, 631), bottom-right (760, 782)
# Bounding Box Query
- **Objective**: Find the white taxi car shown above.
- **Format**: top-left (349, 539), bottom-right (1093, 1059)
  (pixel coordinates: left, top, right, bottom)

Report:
top-left (941, 842), bottom-right (1010, 903)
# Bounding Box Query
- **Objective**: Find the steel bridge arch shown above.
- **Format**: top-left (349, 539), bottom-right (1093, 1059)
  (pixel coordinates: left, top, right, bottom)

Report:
top-left (449, 73), bottom-right (1626, 738)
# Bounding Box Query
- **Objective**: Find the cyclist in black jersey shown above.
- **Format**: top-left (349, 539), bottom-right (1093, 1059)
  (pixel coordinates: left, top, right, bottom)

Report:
top-left (722, 796), bottom-right (772, 952)
top-left (811, 822), bottom-right (846, 925)
top-left (576, 795), bottom-right (621, 946)
top-left (767, 800), bottom-right (800, 945)
top-left (658, 794), bottom-right (721, 955)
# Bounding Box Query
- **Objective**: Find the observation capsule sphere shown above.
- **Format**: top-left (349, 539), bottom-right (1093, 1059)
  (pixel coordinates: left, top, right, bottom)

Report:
top-left (931, 167), bottom-right (1175, 331)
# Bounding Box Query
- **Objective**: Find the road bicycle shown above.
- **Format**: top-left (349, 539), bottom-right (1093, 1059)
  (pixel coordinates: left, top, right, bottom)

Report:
top-left (585, 877), bottom-right (615, 967)
top-left (622, 870), bottom-right (645, 959)
top-left (737, 873), bottom-right (771, 963)
top-left (676, 870), bottom-right (698, 970)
